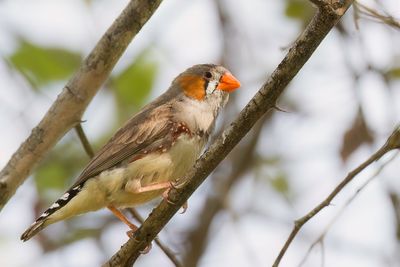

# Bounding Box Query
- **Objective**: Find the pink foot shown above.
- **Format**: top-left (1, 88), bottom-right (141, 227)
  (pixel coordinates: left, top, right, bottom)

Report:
top-left (162, 182), bottom-right (188, 213)
top-left (162, 182), bottom-right (177, 205)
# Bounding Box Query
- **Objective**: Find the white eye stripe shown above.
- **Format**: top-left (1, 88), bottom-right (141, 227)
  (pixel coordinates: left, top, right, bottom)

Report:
top-left (206, 80), bottom-right (218, 95)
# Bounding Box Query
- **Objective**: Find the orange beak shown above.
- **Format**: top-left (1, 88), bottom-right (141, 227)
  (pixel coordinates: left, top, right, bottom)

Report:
top-left (217, 72), bottom-right (241, 92)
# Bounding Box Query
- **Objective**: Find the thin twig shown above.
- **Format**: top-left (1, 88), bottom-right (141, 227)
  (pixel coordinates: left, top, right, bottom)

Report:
top-left (273, 127), bottom-right (400, 267)
top-left (388, 191), bottom-right (400, 242)
top-left (0, 0), bottom-right (163, 212)
top-left (127, 208), bottom-right (183, 267)
top-left (354, 1), bottom-right (400, 30)
top-left (298, 150), bottom-right (400, 267)
top-left (74, 124), bottom-right (95, 158)
top-left (103, 1), bottom-right (356, 266)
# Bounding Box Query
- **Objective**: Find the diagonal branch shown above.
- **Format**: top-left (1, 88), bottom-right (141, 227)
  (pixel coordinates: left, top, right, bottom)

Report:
top-left (298, 150), bottom-right (400, 267)
top-left (103, 1), bottom-right (355, 266)
top-left (181, 116), bottom-right (267, 266)
top-left (180, 0), bottom-right (264, 263)
top-left (74, 124), bottom-right (95, 158)
top-left (127, 208), bottom-right (182, 267)
top-left (273, 126), bottom-right (400, 267)
top-left (309, 0), bottom-right (329, 9)
top-left (0, 0), bottom-right (163, 211)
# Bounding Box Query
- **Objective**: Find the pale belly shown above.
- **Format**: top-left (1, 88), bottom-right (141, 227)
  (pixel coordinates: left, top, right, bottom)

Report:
top-left (97, 134), bottom-right (205, 207)
top-left (48, 135), bottom-right (205, 223)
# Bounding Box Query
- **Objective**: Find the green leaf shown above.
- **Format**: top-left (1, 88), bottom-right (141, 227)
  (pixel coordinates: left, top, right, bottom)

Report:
top-left (387, 67), bottom-right (400, 79)
top-left (285, 0), bottom-right (313, 24)
top-left (35, 162), bottom-right (68, 193)
top-left (112, 50), bottom-right (157, 118)
top-left (9, 40), bottom-right (81, 88)
top-left (34, 141), bottom-right (87, 196)
top-left (270, 174), bottom-right (290, 196)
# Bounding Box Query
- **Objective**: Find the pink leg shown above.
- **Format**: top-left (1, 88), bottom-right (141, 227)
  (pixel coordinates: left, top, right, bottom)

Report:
top-left (134, 182), bottom-right (171, 193)
top-left (130, 181), bottom-right (189, 214)
top-left (107, 205), bottom-right (138, 231)
top-left (107, 205), bottom-right (151, 254)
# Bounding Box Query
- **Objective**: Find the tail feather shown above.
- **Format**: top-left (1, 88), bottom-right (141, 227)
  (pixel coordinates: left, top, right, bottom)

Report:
top-left (21, 184), bottom-right (84, 242)
top-left (21, 219), bottom-right (47, 242)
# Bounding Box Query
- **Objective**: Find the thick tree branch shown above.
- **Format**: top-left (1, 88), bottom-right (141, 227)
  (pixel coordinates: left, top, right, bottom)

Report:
top-left (181, 1), bottom-right (251, 263)
top-left (0, 0), bottom-right (162, 211)
top-left (309, 0), bottom-right (329, 9)
top-left (273, 126), bottom-right (400, 267)
top-left (103, 1), bottom-right (355, 266)
top-left (182, 119), bottom-right (264, 266)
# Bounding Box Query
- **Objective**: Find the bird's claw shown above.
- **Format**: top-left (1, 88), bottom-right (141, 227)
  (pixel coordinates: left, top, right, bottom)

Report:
top-left (162, 186), bottom-right (175, 205)
top-left (126, 229), bottom-right (135, 238)
top-left (162, 182), bottom-right (188, 213)
top-left (126, 230), bottom-right (152, 254)
top-left (180, 201), bottom-right (188, 214)
top-left (140, 243), bottom-right (152, 254)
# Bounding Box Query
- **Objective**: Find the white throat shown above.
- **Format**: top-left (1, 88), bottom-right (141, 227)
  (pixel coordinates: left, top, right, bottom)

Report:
top-left (174, 91), bottom-right (228, 134)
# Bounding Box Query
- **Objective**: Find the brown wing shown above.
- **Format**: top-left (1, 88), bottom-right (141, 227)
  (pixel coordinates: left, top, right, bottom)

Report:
top-left (72, 104), bottom-right (174, 187)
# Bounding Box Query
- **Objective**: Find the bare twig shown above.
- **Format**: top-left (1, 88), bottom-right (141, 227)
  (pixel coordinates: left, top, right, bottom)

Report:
top-left (388, 191), bottom-right (400, 241)
top-left (354, 1), bottom-right (400, 30)
top-left (273, 127), bottom-right (400, 267)
top-left (74, 124), bottom-right (95, 158)
top-left (103, 1), bottom-right (355, 266)
top-left (0, 0), bottom-right (163, 211)
top-left (298, 150), bottom-right (400, 267)
top-left (126, 208), bottom-right (183, 267)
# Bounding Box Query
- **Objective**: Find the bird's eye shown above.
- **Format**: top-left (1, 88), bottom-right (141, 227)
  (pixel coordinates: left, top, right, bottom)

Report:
top-left (204, 71), bottom-right (212, 79)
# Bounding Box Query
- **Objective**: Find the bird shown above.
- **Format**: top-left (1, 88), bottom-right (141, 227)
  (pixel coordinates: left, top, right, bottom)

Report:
top-left (21, 63), bottom-right (241, 241)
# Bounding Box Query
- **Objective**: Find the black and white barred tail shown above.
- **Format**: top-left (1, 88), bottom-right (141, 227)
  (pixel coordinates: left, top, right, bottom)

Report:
top-left (21, 184), bottom-right (83, 241)
top-left (20, 218), bottom-right (47, 241)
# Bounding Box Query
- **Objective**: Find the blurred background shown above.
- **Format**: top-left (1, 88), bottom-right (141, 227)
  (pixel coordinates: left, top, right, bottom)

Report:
top-left (0, 0), bottom-right (399, 266)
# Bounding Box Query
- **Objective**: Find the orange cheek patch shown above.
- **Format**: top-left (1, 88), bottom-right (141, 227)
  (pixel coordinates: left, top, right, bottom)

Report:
top-left (178, 75), bottom-right (205, 100)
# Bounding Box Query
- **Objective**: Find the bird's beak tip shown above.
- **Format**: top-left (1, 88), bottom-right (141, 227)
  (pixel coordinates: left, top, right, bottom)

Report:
top-left (217, 72), bottom-right (241, 92)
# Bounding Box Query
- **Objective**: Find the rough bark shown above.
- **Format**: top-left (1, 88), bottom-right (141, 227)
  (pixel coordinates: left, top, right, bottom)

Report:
top-left (103, 1), bottom-right (355, 266)
top-left (0, 0), bottom-right (163, 211)
top-left (182, 118), bottom-right (265, 267)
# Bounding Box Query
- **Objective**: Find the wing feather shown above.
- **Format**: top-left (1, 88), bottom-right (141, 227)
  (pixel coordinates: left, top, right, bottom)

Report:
top-left (72, 104), bottom-right (173, 187)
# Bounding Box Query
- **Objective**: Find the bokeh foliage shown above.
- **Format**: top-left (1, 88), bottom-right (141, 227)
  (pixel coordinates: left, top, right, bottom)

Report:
top-left (111, 50), bottom-right (157, 121)
top-left (7, 39), bottom-right (159, 241)
top-left (4, 1), bottom-right (399, 264)
top-left (9, 40), bottom-right (81, 88)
